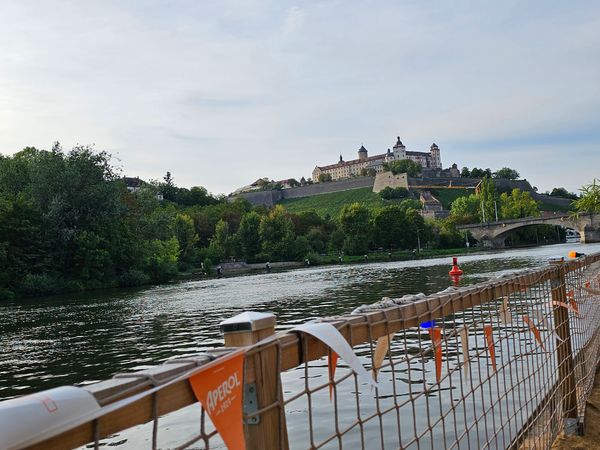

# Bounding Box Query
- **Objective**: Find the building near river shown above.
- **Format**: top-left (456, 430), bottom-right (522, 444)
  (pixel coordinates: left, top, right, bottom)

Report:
top-left (312, 137), bottom-right (442, 181)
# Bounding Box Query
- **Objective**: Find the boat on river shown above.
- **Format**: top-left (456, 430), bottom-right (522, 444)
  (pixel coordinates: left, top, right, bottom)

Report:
top-left (566, 229), bottom-right (580, 243)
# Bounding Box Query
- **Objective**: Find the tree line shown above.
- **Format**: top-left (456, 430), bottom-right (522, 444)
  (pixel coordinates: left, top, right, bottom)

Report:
top-left (0, 145), bottom-right (591, 300)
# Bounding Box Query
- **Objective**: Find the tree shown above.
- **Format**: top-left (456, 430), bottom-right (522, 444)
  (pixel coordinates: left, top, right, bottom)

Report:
top-left (174, 213), bottom-right (199, 262)
top-left (450, 194), bottom-right (480, 224)
top-left (162, 171), bottom-right (177, 201)
top-left (338, 203), bottom-right (372, 254)
top-left (259, 205), bottom-right (295, 260)
top-left (318, 173), bottom-right (333, 183)
top-left (461, 167), bottom-right (471, 178)
top-left (549, 187), bottom-right (578, 200)
top-left (493, 167), bottom-right (520, 180)
top-left (237, 211), bottom-right (262, 261)
top-left (384, 160), bottom-right (422, 177)
top-left (209, 219), bottom-right (232, 260)
top-left (378, 187), bottom-right (409, 200)
top-left (499, 189), bottom-right (539, 219)
top-left (573, 179), bottom-right (600, 215)
top-left (373, 205), bottom-right (407, 250)
top-left (470, 167), bottom-right (492, 178)
top-left (479, 176), bottom-right (498, 222)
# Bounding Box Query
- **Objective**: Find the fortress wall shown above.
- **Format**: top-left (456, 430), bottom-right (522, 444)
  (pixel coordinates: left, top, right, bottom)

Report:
top-left (372, 172), bottom-right (409, 192)
top-left (234, 190), bottom-right (282, 207)
top-left (281, 177), bottom-right (375, 199)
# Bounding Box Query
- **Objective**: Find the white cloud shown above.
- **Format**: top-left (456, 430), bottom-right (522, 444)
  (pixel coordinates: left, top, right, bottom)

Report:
top-left (1, 0), bottom-right (599, 194)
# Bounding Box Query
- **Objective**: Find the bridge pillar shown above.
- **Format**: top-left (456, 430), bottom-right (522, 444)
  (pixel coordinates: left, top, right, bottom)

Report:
top-left (580, 226), bottom-right (600, 244)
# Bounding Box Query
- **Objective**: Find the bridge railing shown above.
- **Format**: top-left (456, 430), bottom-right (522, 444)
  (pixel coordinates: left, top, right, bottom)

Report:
top-left (4, 253), bottom-right (600, 450)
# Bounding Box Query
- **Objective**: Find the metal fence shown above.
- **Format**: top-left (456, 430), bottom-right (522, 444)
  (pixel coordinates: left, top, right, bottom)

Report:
top-left (7, 253), bottom-right (600, 450)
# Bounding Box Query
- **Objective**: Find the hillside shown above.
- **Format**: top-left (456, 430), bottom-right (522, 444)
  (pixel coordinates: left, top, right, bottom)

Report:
top-left (278, 185), bottom-right (571, 218)
top-left (280, 187), bottom-right (474, 216)
top-left (428, 188), bottom-right (472, 209)
top-left (279, 187), bottom-right (399, 217)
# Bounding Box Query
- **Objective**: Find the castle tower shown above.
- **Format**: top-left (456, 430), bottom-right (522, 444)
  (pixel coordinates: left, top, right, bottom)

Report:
top-left (392, 136), bottom-right (406, 160)
top-left (430, 143), bottom-right (441, 169)
top-left (358, 145), bottom-right (368, 161)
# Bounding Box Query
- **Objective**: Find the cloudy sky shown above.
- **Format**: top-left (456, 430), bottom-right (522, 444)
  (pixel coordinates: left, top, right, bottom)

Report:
top-left (1, 1), bottom-right (599, 195)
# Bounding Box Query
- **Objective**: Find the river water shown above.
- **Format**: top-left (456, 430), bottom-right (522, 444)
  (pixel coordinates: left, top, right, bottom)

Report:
top-left (1, 243), bottom-right (599, 448)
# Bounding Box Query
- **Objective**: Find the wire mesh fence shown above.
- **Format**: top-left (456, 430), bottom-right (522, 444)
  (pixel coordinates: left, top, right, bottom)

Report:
top-left (8, 254), bottom-right (600, 450)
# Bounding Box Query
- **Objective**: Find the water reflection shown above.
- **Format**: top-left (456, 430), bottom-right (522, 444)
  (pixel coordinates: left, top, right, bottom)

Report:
top-left (1, 242), bottom-right (598, 401)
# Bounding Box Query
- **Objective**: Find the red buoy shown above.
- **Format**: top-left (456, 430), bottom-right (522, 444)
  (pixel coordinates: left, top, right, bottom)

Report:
top-left (449, 257), bottom-right (463, 276)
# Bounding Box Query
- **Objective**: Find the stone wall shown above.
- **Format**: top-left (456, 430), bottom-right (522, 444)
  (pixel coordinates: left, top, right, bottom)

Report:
top-left (233, 177), bottom-right (375, 206)
top-left (234, 190), bottom-right (283, 207)
top-left (372, 172), bottom-right (409, 193)
top-left (282, 176), bottom-right (375, 199)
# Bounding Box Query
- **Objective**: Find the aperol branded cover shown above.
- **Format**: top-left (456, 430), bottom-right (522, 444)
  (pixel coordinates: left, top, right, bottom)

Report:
top-left (189, 350), bottom-right (246, 450)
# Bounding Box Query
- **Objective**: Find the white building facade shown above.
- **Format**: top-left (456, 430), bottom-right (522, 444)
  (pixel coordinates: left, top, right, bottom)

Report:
top-left (312, 137), bottom-right (442, 181)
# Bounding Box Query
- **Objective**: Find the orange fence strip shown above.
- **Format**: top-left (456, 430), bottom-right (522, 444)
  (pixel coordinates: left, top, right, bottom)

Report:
top-left (483, 325), bottom-right (497, 372)
top-left (189, 349), bottom-right (247, 450)
top-left (372, 334), bottom-right (395, 382)
top-left (328, 351), bottom-right (338, 400)
top-left (429, 327), bottom-right (443, 382)
top-left (523, 315), bottom-right (546, 351)
top-left (552, 300), bottom-right (580, 316)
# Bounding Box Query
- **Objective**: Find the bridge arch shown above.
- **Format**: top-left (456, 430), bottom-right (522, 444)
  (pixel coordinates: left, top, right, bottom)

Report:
top-left (457, 213), bottom-right (600, 248)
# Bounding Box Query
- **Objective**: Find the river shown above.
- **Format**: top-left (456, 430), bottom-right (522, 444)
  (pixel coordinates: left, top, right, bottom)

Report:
top-left (2, 243), bottom-right (600, 449)
top-left (1, 242), bottom-right (597, 401)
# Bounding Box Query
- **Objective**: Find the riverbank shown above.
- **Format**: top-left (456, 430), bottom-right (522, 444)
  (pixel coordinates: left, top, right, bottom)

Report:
top-left (180, 245), bottom-right (491, 279)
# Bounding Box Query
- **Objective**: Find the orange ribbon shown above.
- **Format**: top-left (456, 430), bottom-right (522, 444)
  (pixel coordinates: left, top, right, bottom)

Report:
top-left (429, 327), bottom-right (443, 382)
top-left (483, 325), bottom-right (496, 372)
top-left (328, 351), bottom-right (338, 400)
top-left (552, 300), bottom-right (579, 316)
top-left (523, 315), bottom-right (545, 351)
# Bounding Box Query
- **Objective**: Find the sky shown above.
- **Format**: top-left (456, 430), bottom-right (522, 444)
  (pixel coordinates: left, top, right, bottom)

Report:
top-left (1, 0), bottom-right (599, 195)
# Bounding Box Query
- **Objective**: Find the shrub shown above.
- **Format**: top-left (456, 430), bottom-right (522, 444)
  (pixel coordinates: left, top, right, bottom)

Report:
top-left (18, 273), bottom-right (65, 297)
top-left (119, 269), bottom-right (151, 287)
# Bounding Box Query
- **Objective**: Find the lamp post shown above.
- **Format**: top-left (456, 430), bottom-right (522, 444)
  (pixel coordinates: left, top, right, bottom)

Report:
top-left (416, 228), bottom-right (421, 253)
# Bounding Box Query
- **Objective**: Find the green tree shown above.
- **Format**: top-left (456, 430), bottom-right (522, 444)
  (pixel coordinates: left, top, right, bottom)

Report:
top-left (378, 186), bottom-right (409, 200)
top-left (573, 179), bottom-right (600, 215)
top-left (470, 168), bottom-right (492, 178)
top-left (339, 203), bottom-right (372, 254)
top-left (259, 205), bottom-right (296, 260)
top-left (460, 167), bottom-right (471, 178)
top-left (493, 167), bottom-right (520, 180)
top-left (174, 213), bottom-right (199, 262)
top-left (373, 205), bottom-right (407, 250)
top-left (549, 187), bottom-right (578, 200)
top-left (450, 194), bottom-right (480, 224)
top-left (318, 173), bottom-right (333, 182)
top-left (209, 219), bottom-right (232, 261)
top-left (385, 160), bottom-right (422, 177)
top-left (144, 237), bottom-right (180, 282)
top-left (499, 189), bottom-right (539, 219)
top-left (237, 211), bottom-right (262, 261)
top-left (479, 176), bottom-right (498, 222)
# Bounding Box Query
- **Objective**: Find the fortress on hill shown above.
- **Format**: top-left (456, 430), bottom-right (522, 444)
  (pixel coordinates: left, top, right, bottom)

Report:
top-left (312, 137), bottom-right (442, 181)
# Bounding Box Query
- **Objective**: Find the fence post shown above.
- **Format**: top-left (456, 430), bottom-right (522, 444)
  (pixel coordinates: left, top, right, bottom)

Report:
top-left (549, 260), bottom-right (578, 431)
top-left (220, 311), bottom-right (289, 450)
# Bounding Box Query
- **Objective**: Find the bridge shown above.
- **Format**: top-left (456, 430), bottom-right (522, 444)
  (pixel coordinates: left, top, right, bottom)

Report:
top-left (457, 212), bottom-right (600, 248)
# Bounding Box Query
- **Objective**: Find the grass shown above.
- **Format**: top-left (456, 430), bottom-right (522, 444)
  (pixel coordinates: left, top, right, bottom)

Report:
top-left (279, 187), bottom-right (476, 217)
top-left (428, 188), bottom-right (472, 209)
top-left (279, 187), bottom-right (398, 217)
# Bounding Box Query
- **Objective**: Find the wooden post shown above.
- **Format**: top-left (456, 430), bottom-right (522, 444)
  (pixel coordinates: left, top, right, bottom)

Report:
top-left (549, 260), bottom-right (578, 426)
top-left (220, 312), bottom-right (289, 450)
